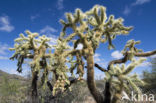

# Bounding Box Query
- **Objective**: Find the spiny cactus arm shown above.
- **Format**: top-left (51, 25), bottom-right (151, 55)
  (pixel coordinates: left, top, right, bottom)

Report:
top-left (25, 30), bottom-right (38, 50)
top-left (16, 55), bottom-right (24, 72)
top-left (135, 50), bottom-right (156, 57)
top-left (103, 16), bottom-right (133, 35)
top-left (126, 78), bottom-right (142, 95)
top-left (94, 63), bottom-right (107, 72)
top-left (30, 38), bottom-right (37, 50)
top-left (69, 63), bottom-right (77, 75)
top-left (107, 51), bottom-right (129, 70)
top-left (106, 31), bottom-right (115, 49)
top-left (123, 84), bottom-right (131, 95)
top-left (10, 52), bottom-right (34, 60)
top-left (38, 35), bottom-right (50, 49)
top-left (40, 57), bottom-right (50, 88)
top-left (66, 49), bottom-right (83, 56)
top-left (75, 52), bottom-right (85, 79)
top-left (64, 33), bottom-right (77, 42)
top-left (111, 78), bottom-right (124, 103)
top-left (64, 78), bottom-right (85, 92)
top-left (108, 50), bottom-right (156, 69)
top-left (103, 57), bottom-right (146, 103)
top-left (108, 44), bottom-right (156, 70)
top-left (60, 21), bottom-right (71, 34)
top-left (122, 40), bottom-right (142, 53)
top-left (130, 74), bottom-right (144, 85)
top-left (122, 58), bottom-right (146, 75)
top-left (60, 8), bottom-right (86, 36)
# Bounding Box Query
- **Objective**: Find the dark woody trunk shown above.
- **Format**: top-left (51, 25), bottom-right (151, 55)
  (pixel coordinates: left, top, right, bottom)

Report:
top-left (86, 47), bottom-right (105, 103)
top-left (31, 71), bottom-right (38, 102)
top-left (103, 82), bottom-right (112, 103)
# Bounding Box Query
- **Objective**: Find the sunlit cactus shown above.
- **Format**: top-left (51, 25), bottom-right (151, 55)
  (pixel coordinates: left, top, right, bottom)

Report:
top-left (121, 39), bottom-right (143, 60)
top-left (105, 58), bottom-right (146, 103)
top-left (51, 38), bottom-right (85, 95)
top-left (58, 4), bottom-right (134, 103)
top-left (50, 39), bottom-right (71, 95)
top-left (9, 5), bottom-right (156, 103)
top-left (60, 5), bottom-right (133, 51)
top-left (9, 30), bottom-right (52, 99)
top-left (58, 5), bottom-right (156, 103)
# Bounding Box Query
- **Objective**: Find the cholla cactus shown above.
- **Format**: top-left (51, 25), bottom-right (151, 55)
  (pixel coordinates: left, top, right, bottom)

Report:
top-left (58, 5), bottom-right (156, 103)
top-left (9, 30), bottom-right (52, 98)
top-left (50, 39), bottom-right (71, 95)
top-left (9, 5), bottom-right (156, 103)
top-left (59, 5), bottom-right (133, 103)
top-left (50, 38), bottom-right (85, 95)
top-left (121, 39), bottom-right (143, 60)
top-left (60, 5), bottom-right (132, 51)
top-left (10, 30), bottom-right (51, 72)
top-left (105, 58), bottom-right (146, 103)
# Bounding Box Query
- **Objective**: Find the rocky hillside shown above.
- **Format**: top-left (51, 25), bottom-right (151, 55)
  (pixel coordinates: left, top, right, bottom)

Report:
top-left (0, 69), bottom-right (27, 84)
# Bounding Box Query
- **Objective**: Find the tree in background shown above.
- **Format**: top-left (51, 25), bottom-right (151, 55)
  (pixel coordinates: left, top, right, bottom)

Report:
top-left (10, 5), bottom-right (156, 103)
top-left (143, 57), bottom-right (156, 93)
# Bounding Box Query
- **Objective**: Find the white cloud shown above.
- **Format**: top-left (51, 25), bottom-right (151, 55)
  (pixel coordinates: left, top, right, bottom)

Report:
top-left (57, 0), bottom-right (64, 10)
top-left (30, 14), bottom-right (39, 21)
top-left (132, 0), bottom-right (151, 5)
top-left (40, 25), bottom-right (57, 35)
top-left (138, 61), bottom-right (151, 67)
top-left (0, 43), bottom-right (10, 60)
top-left (94, 53), bottom-right (101, 62)
top-left (123, 6), bottom-right (131, 15)
top-left (132, 57), bottom-right (151, 67)
top-left (0, 56), bottom-right (8, 60)
top-left (39, 26), bottom-right (58, 46)
top-left (97, 62), bottom-right (106, 68)
top-left (0, 43), bottom-right (9, 55)
top-left (48, 35), bottom-right (58, 46)
top-left (76, 43), bottom-right (83, 50)
top-left (123, 0), bottom-right (152, 15)
top-left (111, 50), bottom-right (123, 59)
top-left (0, 16), bottom-right (14, 32)
top-left (150, 54), bottom-right (156, 58)
top-left (94, 53), bottom-right (106, 68)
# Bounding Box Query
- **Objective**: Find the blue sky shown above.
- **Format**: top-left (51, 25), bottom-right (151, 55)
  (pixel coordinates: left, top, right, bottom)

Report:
top-left (0, 0), bottom-right (156, 77)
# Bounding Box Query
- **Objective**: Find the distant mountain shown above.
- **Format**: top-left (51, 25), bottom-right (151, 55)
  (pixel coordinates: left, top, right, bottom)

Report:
top-left (0, 69), bottom-right (28, 85)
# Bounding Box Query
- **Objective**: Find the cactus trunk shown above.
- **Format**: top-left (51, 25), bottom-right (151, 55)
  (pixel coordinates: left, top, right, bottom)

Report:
top-left (31, 71), bottom-right (38, 101)
top-left (86, 47), bottom-right (104, 103)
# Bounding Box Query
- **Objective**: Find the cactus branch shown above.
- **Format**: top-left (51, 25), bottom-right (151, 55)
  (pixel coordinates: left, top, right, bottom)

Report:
top-left (94, 63), bottom-right (107, 72)
top-left (108, 50), bottom-right (156, 70)
top-left (135, 50), bottom-right (156, 57)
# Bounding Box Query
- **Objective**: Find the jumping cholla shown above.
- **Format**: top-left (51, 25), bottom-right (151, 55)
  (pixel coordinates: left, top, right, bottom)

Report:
top-left (9, 5), bottom-right (156, 103)
top-left (9, 30), bottom-right (53, 98)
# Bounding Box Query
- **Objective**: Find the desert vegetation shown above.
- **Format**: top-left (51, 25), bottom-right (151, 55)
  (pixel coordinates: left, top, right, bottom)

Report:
top-left (1, 5), bottom-right (156, 103)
